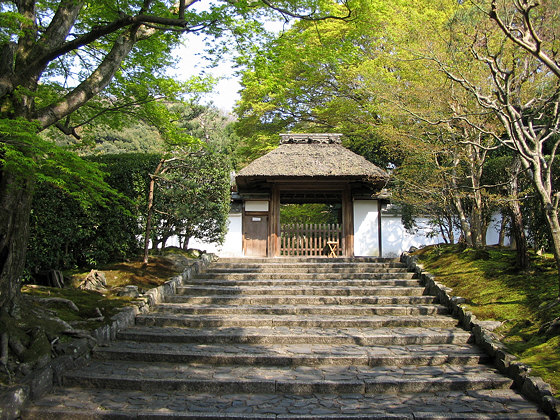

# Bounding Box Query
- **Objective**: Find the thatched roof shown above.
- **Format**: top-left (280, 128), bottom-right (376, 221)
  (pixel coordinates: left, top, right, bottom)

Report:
top-left (236, 133), bottom-right (388, 193)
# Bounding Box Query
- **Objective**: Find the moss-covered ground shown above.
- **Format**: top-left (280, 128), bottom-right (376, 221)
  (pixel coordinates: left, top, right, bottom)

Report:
top-left (1, 250), bottom-right (197, 388)
top-left (415, 245), bottom-right (560, 398)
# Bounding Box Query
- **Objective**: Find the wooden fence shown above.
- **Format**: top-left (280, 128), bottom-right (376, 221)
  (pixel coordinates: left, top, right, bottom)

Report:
top-left (280, 223), bottom-right (342, 256)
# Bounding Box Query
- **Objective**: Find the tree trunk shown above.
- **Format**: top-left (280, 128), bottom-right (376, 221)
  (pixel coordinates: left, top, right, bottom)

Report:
top-left (498, 213), bottom-right (507, 247)
top-left (0, 171), bottom-right (34, 314)
top-left (544, 208), bottom-right (560, 300)
top-left (143, 159), bottom-right (165, 264)
top-left (182, 236), bottom-right (190, 251)
top-left (452, 195), bottom-right (473, 247)
top-left (508, 158), bottom-right (528, 269)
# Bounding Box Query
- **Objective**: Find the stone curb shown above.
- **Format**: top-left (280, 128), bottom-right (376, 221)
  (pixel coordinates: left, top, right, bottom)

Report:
top-left (401, 252), bottom-right (559, 420)
top-left (0, 254), bottom-right (214, 420)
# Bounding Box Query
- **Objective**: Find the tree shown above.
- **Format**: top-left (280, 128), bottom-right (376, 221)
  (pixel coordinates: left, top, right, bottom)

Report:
top-left (234, 0), bottom-right (510, 248)
top-left (0, 0), bottom-right (351, 312)
top-left (430, 0), bottom-right (560, 296)
top-left (149, 149), bottom-right (231, 253)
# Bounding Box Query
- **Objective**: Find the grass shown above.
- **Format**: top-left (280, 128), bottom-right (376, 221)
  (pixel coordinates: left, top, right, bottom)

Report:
top-left (416, 244), bottom-right (560, 397)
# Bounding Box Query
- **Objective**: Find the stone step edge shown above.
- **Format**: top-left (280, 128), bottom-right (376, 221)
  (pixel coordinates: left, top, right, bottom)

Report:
top-left (92, 349), bottom-right (489, 367)
top-left (134, 315), bottom-right (459, 329)
top-left (152, 304), bottom-right (449, 316)
top-left (20, 407), bottom-right (548, 420)
top-left (116, 327), bottom-right (473, 345)
top-left (165, 295), bottom-right (439, 304)
top-left (62, 372), bottom-right (513, 394)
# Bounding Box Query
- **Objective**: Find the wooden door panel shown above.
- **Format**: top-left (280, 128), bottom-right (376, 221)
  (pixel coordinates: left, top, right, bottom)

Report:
top-left (243, 215), bottom-right (268, 257)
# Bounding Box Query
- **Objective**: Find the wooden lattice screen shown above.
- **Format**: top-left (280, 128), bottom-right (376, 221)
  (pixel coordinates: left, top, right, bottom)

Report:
top-left (280, 223), bottom-right (342, 256)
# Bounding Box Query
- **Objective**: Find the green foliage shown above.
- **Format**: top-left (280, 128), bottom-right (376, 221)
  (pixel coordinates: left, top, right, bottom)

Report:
top-left (280, 203), bottom-right (340, 225)
top-left (417, 244), bottom-right (560, 397)
top-left (26, 153), bottom-right (161, 274)
top-left (233, 0), bottom-right (459, 167)
top-left (1, 118), bottom-right (125, 211)
top-left (151, 148), bottom-right (231, 248)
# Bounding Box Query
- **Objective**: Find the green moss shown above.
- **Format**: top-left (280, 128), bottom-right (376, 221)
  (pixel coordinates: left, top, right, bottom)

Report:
top-left (417, 245), bottom-right (560, 397)
top-left (520, 336), bottom-right (560, 392)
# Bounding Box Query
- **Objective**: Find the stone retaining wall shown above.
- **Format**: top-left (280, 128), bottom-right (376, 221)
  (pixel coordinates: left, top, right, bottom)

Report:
top-left (401, 252), bottom-right (559, 420)
top-left (0, 254), bottom-right (214, 420)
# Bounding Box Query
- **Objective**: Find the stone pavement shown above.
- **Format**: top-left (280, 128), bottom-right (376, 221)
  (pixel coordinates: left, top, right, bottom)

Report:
top-left (22, 257), bottom-right (548, 419)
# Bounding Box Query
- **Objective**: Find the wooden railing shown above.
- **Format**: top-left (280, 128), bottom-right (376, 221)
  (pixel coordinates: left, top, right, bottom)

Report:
top-left (280, 223), bottom-right (342, 256)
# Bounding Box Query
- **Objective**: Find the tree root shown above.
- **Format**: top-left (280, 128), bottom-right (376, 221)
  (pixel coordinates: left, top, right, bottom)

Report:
top-left (34, 296), bottom-right (79, 312)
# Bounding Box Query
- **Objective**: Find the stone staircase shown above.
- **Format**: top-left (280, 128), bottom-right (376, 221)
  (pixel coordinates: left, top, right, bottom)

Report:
top-left (23, 257), bottom-right (547, 419)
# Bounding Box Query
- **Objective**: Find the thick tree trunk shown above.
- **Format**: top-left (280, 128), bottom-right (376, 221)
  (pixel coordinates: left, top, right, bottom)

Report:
top-left (452, 195), bottom-right (473, 247)
top-left (510, 205), bottom-right (528, 269)
top-left (543, 207), bottom-right (560, 300)
top-left (0, 170), bottom-right (34, 314)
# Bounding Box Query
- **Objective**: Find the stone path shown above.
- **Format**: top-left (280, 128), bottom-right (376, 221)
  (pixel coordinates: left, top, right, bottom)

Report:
top-left (23, 257), bottom-right (548, 419)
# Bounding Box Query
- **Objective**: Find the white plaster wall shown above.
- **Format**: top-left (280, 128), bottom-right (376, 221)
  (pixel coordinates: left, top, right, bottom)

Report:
top-left (164, 213), bottom-right (244, 257)
top-left (245, 201), bottom-right (269, 212)
top-left (215, 213), bottom-right (243, 257)
top-left (381, 213), bottom-right (511, 257)
top-left (353, 200), bottom-right (380, 257)
top-left (486, 214), bottom-right (511, 246)
top-left (381, 216), bottom-right (442, 258)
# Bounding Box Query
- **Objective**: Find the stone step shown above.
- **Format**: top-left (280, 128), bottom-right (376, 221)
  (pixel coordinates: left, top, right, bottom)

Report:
top-left (184, 278), bottom-right (423, 287)
top-left (206, 266), bottom-right (410, 274)
top-left (118, 326), bottom-right (473, 345)
top-left (92, 341), bottom-right (489, 367)
top-left (165, 294), bottom-right (439, 305)
top-left (175, 285), bottom-right (427, 296)
top-left (121, 324), bottom-right (473, 344)
top-left (24, 388), bottom-right (548, 419)
top-left (153, 303), bottom-right (448, 316)
top-left (135, 313), bottom-right (459, 329)
top-left (211, 261), bottom-right (407, 269)
top-left (196, 272), bottom-right (417, 280)
top-left (61, 361), bottom-right (513, 395)
top-left (216, 257), bottom-right (399, 264)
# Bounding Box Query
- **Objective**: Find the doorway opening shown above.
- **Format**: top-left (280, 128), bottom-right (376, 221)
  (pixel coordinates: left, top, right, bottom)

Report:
top-left (279, 195), bottom-right (343, 256)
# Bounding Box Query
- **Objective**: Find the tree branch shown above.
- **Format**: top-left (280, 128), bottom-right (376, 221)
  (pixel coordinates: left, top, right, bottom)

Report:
top-left (490, 0), bottom-right (560, 79)
top-left (257, 0), bottom-right (351, 21)
top-left (34, 27), bottom-right (141, 128)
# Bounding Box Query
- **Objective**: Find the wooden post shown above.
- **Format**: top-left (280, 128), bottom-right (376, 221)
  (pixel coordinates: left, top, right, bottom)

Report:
top-left (269, 185), bottom-right (280, 257)
top-left (342, 186), bottom-right (354, 257)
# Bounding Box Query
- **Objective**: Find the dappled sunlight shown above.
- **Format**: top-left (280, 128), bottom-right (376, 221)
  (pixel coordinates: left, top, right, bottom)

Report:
top-left (418, 244), bottom-right (560, 397)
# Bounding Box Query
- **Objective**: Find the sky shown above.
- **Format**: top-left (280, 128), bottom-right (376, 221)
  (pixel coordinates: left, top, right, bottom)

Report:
top-left (170, 18), bottom-right (287, 114)
top-left (172, 33), bottom-right (242, 114)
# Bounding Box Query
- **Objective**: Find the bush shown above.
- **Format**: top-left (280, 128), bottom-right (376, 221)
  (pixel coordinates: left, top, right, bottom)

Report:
top-left (26, 153), bottom-right (161, 275)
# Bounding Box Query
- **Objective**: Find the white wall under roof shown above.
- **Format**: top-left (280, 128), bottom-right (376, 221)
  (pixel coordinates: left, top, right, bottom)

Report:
top-left (168, 204), bottom-right (510, 258)
top-left (353, 200), bottom-right (380, 257)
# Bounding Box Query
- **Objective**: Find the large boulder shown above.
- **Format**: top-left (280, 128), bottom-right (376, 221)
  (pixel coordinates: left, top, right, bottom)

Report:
top-left (79, 270), bottom-right (107, 292)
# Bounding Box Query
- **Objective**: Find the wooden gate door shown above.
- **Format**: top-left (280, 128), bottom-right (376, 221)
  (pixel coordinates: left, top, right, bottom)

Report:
top-left (243, 214), bottom-right (269, 257)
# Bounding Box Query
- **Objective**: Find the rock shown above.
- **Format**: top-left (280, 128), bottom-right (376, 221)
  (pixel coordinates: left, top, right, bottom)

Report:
top-left (116, 285), bottom-right (140, 298)
top-left (545, 317), bottom-right (560, 336)
top-left (0, 385), bottom-right (29, 420)
top-left (187, 248), bottom-right (203, 258)
top-left (79, 270), bottom-right (107, 292)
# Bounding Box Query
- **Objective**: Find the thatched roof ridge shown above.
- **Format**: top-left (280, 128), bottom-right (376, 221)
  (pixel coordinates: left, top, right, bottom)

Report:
top-left (237, 142), bottom-right (387, 180)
